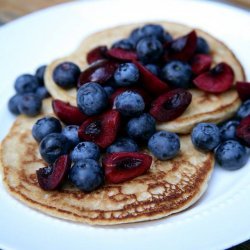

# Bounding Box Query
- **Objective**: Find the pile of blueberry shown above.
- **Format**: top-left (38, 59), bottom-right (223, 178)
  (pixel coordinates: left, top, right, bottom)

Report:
top-left (8, 65), bottom-right (50, 116)
top-left (28, 23), bottom-right (250, 192)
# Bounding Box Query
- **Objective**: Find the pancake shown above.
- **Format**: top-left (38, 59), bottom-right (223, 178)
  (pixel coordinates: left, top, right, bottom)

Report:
top-left (45, 21), bottom-right (245, 134)
top-left (1, 108), bottom-right (214, 225)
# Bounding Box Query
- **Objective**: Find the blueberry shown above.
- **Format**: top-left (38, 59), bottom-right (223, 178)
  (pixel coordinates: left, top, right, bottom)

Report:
top-left (107, 137), bottom-right (139, 153)
top-left (236, 100), bottom-right (250, 120)
top-left (114, 63), bottom-right (139, 87)
top-left (148, 131), bottom-right (180, 160)
top-left (161, 60), bottom-right (192, 88)
top-left (196, 37), bottom-right (210, 54)
top-left (219, 120), bottom-right (240, 141)
top-left (103, 85), bottom-right (115, 97)
top-left (140, 24), bottom-right (165, 41)
top-left (62, 125), bottom-right (80, 148)
top-left (136, 37), bottom-right (163, 64)
top-left (77, 82), bottom-right (108, 116)
top-left (126, 113), bottom-right (156, 141)
top-left (53, 62), bottom-right (80, 89)
top-left (215, 140), bottom-right (248, 170)
top-left (112, 38), bottom-right (134, 50)
top-left (39, 133), bottom-right (70, 164)
top-left (69, 159), bottom-right (104, 192)
top-left (114, 91), bottom-right (145, 116)
top-left (35, 86), bottom-right (50, 99)
top-left (14, 74), bottom-right (40, 94)
top-left (35, 65), bottom-right (47, 85)
top-left (129, 27), bottom-right (143, 46)
top-left (8, 94), bottom-right (22, 115)
top-left (71, 142), bottom-right (100, 162)
top-left (18, 93), bottom-right (42, 116)
top-left (163, 32), bottom-right (173, 43)
top-left (32, 116), bottom-right (62, 142)
top-left (145, 64), bottom-right (160, 76)
top-left (191, 123), bottom-right (220, 152)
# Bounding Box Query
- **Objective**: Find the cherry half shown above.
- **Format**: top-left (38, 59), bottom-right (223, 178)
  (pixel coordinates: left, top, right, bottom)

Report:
top-left (236, 81), bottom-right (250, 101)
top-left (236, 115), bottom-right (250, 147)
top-left (191, 54), bottom-right (212, 75)
top-left (87, 46), bottom-right (108, 64)
top-left (106, 48), bottom-right (137, 61)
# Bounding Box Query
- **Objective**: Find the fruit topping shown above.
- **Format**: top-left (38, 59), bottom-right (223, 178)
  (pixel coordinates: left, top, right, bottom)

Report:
top-left (106, 48), bottom-right (137, 61)
top-left (71, 141), bottom-right (100, 162)
top-left (191, 123), bottom-right (220, 152)
top-left (236, 115), bottom-right (250, 146)
top-left (77, 60), bottom-right (117, 88)
top-left (148, 131), bottom-right (180, 160)
top-left (35, 86), bottom-right (50, 99)
top-left (145, 64), bottom-right (160, 76)
top-left (114, 91), bottom-right (145, 116)
top-left (8, 94), bottom-right (22, 115)
top-left (36, 155), bottom-right (71, 191)
top-left (195, 37), bottom-right (210, 54)
top-left (215, 140), bottom-right (248, 170)
top-left (103, 85), bottom-right (115, 97)
top-left (114, 63), bottom-right (139, 87)
top-left (236, 81), bottom-right (250, 101)
top-left (150, 88), bottom-right (192, 122)
top-left (219, 120), bottom-right (239, 142)
top-left (165, 31), bottom-right (197, 61)
top-left (136, 37), bottom-right (163, 63)
top-left (52, 99), bottom-right (88, 125)
top-left (236, 100), bottom-right (250, 120)
top-left (161, 60), bottom-right (192, 88)
top-left (62, 125), bottom-right (80, 148)
top-left (193, 62), bottom-right (234, 93)
top-left (112, 38), bottom-right (135, 50)
top-left (78, 110), bottom-right (121, 148)
top-left (69, 159), bottom-right (104, 192)
top-left (106, 137), bottom-right (139, 153)
top-left (87, 46), bottom-right (108, 64)
top-left (32, 116), bottom-right (62, 143)
top-left (133, 61), bottom-right (169, 96)
top-left (126, 113), bottom-right (156, 142)
top-left (191, 54), bottom-right (212, 75)
top-left (102, 152), bottom-right (152, 183)
top-left (53, 62), bottom-right (81, 89)
top-left (14, 74), bottom-right (40, 94)
top-left (39, 133), bottom-right (71, 164)
top-left (35, 65), bottom-right (47, 85)
top-left (77, 82), bottom-right (108, 116)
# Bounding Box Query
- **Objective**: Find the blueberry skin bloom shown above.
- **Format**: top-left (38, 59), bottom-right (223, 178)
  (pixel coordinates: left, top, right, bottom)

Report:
top-left (195, 37), bottom-right (210, 54)
top-left (236, 100), bottom-right (250, 120)
top-left (161, 60), bottom-right (192, 89)
top-left (136, 37), bottom-right (163, 64)
top-left (148, 131), bottom-right (180, 160)
top-left (14, 74), bottom-right (40, 94)
top-left (69, 159), bottom-right (104, 192)
top-left (126, 113), bottom-right (156, 141)
top-left (35, 65), bottom-right (47, 85)
top-left (77, 82), bottom-right (108, 116)
top-left (18, 93), bottom-right (42, 116)
top-left (215, 140), bottom-right (248, 170)
top-left (8, 94), bottom-right (22, 115)
top-left (39, 133), bottom-right (70, 164)
top-left (114, 63), bottom-right (139, 87)
top-left (53, 62), bottom-right (81, 89)
top-left (114, 91), bottom-right (145, 117)
top-left (71, 141), bottom-right (100, 162)
top-left (191, 123), bottom-right (220, 152)
top-left (140, 24), bottom-right (165, 41)
top-left (112, 38), bottom-right (134, 50)
top-left (106, 137), bottom-right (139, 153)
top-left (32, 116), bottom-right (62, 142)
top-left (219, 120), bottom-right (240, 141)
top-left (62, 125), bottom-right (80, 148)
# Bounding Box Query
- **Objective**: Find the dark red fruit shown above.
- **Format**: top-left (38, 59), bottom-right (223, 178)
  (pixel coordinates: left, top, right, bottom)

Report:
top-left (78, 110), bottom-right (121, 148)
top-left (236, 81), bottom-right (250, 101)
top-left (191, 54), bottom-right (212, 75)
top-left (52, 99), bottom-right (88, 125)
top-left (133, 61), bottom-right (169, 96)
top-left (150, 88), bottom-right (192, 122)
top-left (36, 155), bottom-right (71, 190)
top-left (106, 48), bottom-right (137, 61)
top-left (193, 62), bottom-right (234, 93)
top-left (165, 30), bottom-right (197, 61)
top-left (86, 46), bottom-right (108, 64)
top-left (102, 152), bottom-right (152, 184)
top-left (236, 115), bottom-right (250, 146)
top-left (77, 60), bottom-right (117, 88)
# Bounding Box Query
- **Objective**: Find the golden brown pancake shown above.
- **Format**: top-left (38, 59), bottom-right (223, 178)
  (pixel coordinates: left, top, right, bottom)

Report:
top-left (1, 106), bottom-right (214, 225)
top-left (45, 21), bottom-right (245, 134)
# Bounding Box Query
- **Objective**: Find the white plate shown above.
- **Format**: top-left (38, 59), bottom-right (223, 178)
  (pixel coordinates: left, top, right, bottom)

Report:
top-left (0, 0), bottom-right (250, 249)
